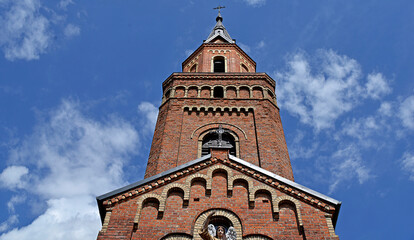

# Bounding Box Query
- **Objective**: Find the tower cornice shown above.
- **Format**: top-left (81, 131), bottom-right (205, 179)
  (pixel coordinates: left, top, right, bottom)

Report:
top-left (162, 72), bottom-right (275, 90)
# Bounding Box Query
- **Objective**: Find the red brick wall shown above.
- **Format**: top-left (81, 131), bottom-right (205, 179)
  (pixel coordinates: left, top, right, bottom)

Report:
top-left (98, 163), bottom-right (337, 240)
top-left (145, 77), bottom-right (293, 180)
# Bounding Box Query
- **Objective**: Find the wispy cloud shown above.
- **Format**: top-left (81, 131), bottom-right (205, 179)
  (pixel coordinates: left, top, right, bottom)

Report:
top-left (63, 24), bottom-right (80, 38)
top-left (58, 0), bottom-right (74, 10)
top-left (401, 152), bottom-right (414, 181)
top-left (241, 0), bottom-right (266, 7)
top-left (238, 40), bottom-right (266, 55)
top-left (399, 95), bottom-right (414, 130)
top-left (0, 215), bottom-right (18, 233)
top-left (288, 130), bottom-right (318, 160)
top-left (238, 42), bottom-right (251, 54)
top-left (0, 166), bottom-right (29, 189)
top-left (0, 195), bottom-right (25, 232)
top-left (0, 99), bottom-right (140, 239)
top-left (137, 102), bottom-right (158, 138)
top-left (365, 72), bottom-right (391, 99)
top-left (0, 0), bottom-right (80, 61)
top-left (278, 49), bottom-right (397, 193)
top-left (256, 40), bottom-right (265, 49)
top-left (339, 102), bottom-right (394, 148)
top-left (0, 0), bottom-right (51, 61)
top-left (328, 145), bottom-right (372, 194)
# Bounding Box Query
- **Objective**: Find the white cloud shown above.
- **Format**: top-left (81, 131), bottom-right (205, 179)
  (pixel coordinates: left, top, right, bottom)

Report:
top-left (328, 145), bottom-right (372, 193)
top-left (63, 24), bottom-right (80, 37)
top-left (365, 72), bottom-right (391, 99)
top-left (378, 102), bottom-right (392, 117)
top-left (0, 166), bottom-right (29, 189)
top-left (138, 102), bottom-right (158, 137)
top-left (0, 0), bottom-right (51, 60)
top-left (276, 50), bottom-right (363, 130)
top-left (242, 0), bottom-right (266, 7)
top-left (0, 197), bottom-right (100, 239)
top-left (276, 49), bottom-right (392, 131)
top-left (399, 95), bottom-right (414, 130)
top-left (0, 0), bottom-right (80, 61)
top-left (401, 152), bottom-right (414, 181)
top-left (0, 99), bottom-right (140, 239)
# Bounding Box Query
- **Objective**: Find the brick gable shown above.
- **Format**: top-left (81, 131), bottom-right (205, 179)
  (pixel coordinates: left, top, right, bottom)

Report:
top-left (97, 150), bottom-right (340, 240)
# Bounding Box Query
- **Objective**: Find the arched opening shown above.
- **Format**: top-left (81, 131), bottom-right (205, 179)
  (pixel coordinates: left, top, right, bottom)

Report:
top-left (213, 56), bottom-right (225, 72)
top-left (241, 64), bottom-right (249, 72)
top-left (193, 209), bottom-right (243, 240)
top-left (190, 64), bottom-right (197, 73)
top-left (209, 215), bottom-right (233, 233)
top-left (201, 128), bottom-right (236, 156)
top-left (213, 86), bottom-right (224, 98)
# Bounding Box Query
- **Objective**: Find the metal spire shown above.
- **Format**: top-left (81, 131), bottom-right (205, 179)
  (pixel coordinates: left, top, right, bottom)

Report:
top-left (205, 6), bottom-right (235, 43)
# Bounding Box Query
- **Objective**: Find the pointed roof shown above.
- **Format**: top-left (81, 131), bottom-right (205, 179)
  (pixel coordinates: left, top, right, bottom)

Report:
top-left (205, 12), bottom-right (235, 43)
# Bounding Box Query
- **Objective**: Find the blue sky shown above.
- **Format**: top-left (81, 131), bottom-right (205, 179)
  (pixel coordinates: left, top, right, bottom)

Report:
top-left (0, 0), bottom-right (413, 239)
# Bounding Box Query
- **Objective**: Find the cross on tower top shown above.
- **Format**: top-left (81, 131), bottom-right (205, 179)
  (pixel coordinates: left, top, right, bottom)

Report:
top-left (213, 5), bottom-right (226, 14)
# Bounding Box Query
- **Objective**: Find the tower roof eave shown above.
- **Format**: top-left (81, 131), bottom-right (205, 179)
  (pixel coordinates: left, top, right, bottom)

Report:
top-left (204, 32), bottom-right (234, 44)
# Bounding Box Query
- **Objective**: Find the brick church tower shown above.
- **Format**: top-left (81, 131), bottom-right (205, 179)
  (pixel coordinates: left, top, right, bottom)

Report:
top-left (97, 12), bottom-right (341, 240)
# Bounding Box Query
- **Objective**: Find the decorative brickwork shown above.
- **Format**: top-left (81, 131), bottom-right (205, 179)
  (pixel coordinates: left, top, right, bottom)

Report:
top-left (250, 185), bottom-right (278, 213)
top-left (206, 164), bottom-right (233, 192)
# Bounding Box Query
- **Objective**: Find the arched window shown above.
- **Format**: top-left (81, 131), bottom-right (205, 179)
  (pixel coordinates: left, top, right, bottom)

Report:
top-left (213, 86), bottom-right (224, 98)
top-left (213, 56), bottom-right (225, 72)
top-left (201, 128), bottom-right (236, 156)
top-left (190, 64), bottom-right (197, 73)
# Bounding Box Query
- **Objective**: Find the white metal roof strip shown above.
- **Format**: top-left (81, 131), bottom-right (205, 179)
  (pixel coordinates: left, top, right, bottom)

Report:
top-left (229, 155), bottom-right (341, 205)
top-left (97, 154), bottom-right (212, 200)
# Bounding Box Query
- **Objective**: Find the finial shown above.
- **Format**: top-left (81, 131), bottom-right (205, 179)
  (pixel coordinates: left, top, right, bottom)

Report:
top-left (213, 5), bottom-right (225, 22)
